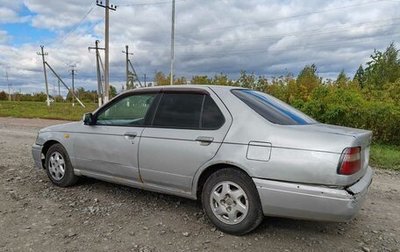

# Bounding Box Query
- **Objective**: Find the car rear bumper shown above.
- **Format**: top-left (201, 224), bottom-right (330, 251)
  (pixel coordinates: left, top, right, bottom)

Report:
top-left (254, 166), bottom-right (373, 222)
top-left (32, 144), bottom-right (43, 169)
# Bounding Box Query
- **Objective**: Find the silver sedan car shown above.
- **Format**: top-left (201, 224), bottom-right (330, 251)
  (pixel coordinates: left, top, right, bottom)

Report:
top-left (32, 85), bottom-right (373, 235)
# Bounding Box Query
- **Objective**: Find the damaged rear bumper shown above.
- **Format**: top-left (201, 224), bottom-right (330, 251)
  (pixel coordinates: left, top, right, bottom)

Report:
top-left (254, 166), bottom-right (373, 222)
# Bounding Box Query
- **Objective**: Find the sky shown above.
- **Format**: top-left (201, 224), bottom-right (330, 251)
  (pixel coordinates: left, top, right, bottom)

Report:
top-left (0, 0), bottom-right (399, 96)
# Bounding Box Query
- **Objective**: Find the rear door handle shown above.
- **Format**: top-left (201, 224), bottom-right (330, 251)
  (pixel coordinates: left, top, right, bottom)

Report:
top-left (196, 136), bottom-right (214, 145)
top-left (124, 132), bottom-right (138, 139)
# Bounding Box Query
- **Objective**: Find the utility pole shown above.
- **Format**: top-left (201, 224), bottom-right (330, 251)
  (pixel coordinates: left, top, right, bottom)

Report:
top-left (170, 0), bottom-right (176, 85)
top-left (58, 79), bottom-right (61, 97)
top-left (37, 46), bottom-right (50, 106)
top-left (37, 50), bottom-right (86, 107)
top-left (96, 0), bottom-right (116, 103)
top-left (144, 74), bottom-right (147, 87)
top-left (128, 57), bottom-right (142, 88)
top-left (89, 40), bottom-right (105, 107)
top-left (69, 65), bottom-right (76, 106)
top-left (52, 81), bottom-right (56, 98)
top-left (44, 62), bottom-right (86, 107)
top-left (122, 45), bottom-right (133, 89)
top-left (5, 70), bottom-right (11, 101)
top-left (123, 45), bottom-right (142, 88)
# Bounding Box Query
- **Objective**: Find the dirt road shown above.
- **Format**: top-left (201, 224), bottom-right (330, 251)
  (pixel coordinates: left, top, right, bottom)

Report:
top-left (0, 117), bottom-right (399, 252)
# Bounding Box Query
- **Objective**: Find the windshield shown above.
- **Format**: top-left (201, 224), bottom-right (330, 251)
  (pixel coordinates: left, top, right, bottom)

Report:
top-left (232, 89), bottom-right (317, 125)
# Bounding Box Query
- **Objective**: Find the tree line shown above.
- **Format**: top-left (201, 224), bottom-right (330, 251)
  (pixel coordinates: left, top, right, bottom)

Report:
top-left (1, 43), bottom-right (398, 144)
top-left (0, 86), bottom-right (117, 103)
top-left (154, 43), bottom-right (400, 145)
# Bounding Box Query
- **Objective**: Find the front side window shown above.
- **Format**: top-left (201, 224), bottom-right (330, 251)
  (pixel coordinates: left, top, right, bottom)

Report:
top-left (232, 89), bottom-right (316, 125)
top-left (152, 93), bottom-right (225, 129)
top-left (96, 93), bottom-right (156, 126)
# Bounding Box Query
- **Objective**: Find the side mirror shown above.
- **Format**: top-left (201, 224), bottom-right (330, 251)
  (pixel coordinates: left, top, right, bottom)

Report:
top-left (83, 113), bottom-right (94, 125)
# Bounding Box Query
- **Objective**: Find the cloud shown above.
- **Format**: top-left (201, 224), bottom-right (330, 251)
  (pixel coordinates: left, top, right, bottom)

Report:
top-left (0, 0), bottom-right (400, 94)
top-left (0, 30), bottom-right (10, 43)
top-left (25, 0), bottom-right (102, 30)
top-left (0, 1), bottom-right (31, 24)
top-left (0, 7), bottom-right (22, 23)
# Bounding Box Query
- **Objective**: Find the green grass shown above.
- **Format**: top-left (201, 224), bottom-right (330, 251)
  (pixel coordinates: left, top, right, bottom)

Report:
top-left (0, 101), bottom-right (97, 121)
top-left (1, 101), bottom-right (399, 171)
top-left (370, 144), bottom-right (400, 171)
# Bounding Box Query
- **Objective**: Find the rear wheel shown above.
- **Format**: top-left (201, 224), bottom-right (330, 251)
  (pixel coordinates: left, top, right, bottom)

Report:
top-left (201, 168), bottom-right (264, 235)
top-left (45, 143), bottom-right (78, 187)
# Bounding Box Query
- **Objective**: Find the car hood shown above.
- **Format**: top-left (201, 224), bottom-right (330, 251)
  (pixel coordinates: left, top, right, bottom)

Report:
top-left (40, 121), bottom-right (82, 133)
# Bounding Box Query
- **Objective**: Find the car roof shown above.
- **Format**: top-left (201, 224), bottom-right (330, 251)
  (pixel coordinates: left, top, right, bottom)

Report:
top-left (123, 84), bottom-right (245, 95)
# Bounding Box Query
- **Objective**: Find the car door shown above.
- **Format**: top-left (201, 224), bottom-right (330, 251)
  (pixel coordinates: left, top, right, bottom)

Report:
top-left (73, 92), bottom-right (158, 182)
top-left (138, 88), bottom-right (232, 193)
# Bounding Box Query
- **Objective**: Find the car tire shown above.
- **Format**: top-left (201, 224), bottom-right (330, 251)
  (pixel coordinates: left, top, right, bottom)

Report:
top-left (201, 168), bottom-right (264, 235)
top-left (45, 143), bottom-right (78, 187)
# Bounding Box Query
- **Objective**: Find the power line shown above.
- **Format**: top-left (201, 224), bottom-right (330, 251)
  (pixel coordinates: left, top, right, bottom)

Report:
top-left (118, 0), bottom-right (187, 7)
top-left (134, 25), bottom-right (399, 56)
top-left (174, 18), bottom-right (400, 49)
top-left (57, 3), bottom-right (96, 43)
top-left (184, 32), bottom-right (400, 59)
top-left (133, 17), bottom-right (400, 51)
top-left (199, 0), bottom-right (394, 33)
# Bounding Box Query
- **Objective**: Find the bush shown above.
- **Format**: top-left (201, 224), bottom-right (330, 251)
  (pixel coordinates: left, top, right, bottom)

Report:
top-left (290, 86), bottom-right (400, 145)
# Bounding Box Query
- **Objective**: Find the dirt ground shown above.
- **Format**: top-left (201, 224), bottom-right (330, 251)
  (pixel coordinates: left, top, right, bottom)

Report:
top-left (0, 117), bottom-right (399, 252)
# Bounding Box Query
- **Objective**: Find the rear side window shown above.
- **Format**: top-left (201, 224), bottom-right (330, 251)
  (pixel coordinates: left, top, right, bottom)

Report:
top-left (201, 95), bottom-right (225, 129)
top-left (232, 89), bottom-right (316, 125)
top-left (152, 93), bottom-right (225, 129)
top-left (153, 93), bottom-right (203, 129)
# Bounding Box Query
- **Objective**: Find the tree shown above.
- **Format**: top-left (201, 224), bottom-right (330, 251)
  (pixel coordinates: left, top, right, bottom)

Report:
top-left (32, 92), bottom-right (48, 102)
top-left (255, 75), bottom-right (269, 92)
top-left (66, 90), bottom-right (75, 102)
top-left (109, 85), bottom-right (117, 98)
top-left (174, 76), bottom-right (187, 85)
top-left (66, 88), bottom-right (97, 103)
top-left (211, 73), bottom-right (233, 86)
top-left (364, 43), bottom-right (400, 89)
top-left (295, 64), bottom-right (321, 101)
top-left (335, 70), bottom-right (349, 87)
top-left (265, 75), bottom-right (293, 102)
top-left (353, 65), bottom-right (365, 88)
top-left (154, 71), bottom-right (186, 85)
top-left (154, 71), bottom-right (169, 86)
top-left (191, 75), bottom-right (211, 84)
top-left (0, 91), bottom-right (7, 100)
top-left (235, 71), bottom-right (256, 88)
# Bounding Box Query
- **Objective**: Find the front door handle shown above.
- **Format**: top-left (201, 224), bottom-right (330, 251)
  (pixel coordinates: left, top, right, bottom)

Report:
top-left (196, 136), bottom-right (214, 145)
top-left (124, 132), bottom-right (138, 139)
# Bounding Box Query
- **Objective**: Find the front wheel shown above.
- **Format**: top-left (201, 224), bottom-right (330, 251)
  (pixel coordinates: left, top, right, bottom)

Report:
top-left (201, 168), bottom-right (264, 235)
top-left (45, 143), bottom-right (78, 187)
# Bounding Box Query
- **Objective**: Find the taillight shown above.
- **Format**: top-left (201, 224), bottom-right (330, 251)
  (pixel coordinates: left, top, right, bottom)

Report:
top-left (337, 147), bottom-right (362, 175)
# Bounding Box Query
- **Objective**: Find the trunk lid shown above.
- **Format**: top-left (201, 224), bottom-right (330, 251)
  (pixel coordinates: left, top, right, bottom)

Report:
top-left (304, 123), bottom-right (372, 184)
top-left (313, 124), bottom-right (372, 146)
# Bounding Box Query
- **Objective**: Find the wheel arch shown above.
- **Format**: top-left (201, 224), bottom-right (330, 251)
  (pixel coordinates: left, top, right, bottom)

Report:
top-left (194, 162), bottom-right (253, 200)
top-left (41, 140), bottom-right (62, 168)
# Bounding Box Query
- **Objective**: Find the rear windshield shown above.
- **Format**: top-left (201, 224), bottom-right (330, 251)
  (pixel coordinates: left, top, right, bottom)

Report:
top-left (232, 89), bottom-right (316, 125)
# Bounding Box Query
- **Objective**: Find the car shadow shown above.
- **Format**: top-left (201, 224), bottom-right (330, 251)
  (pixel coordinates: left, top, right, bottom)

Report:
top-left (252, 216), bottom-right (348, 236)
top-left (73, 176), bottom-right (349, 236)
